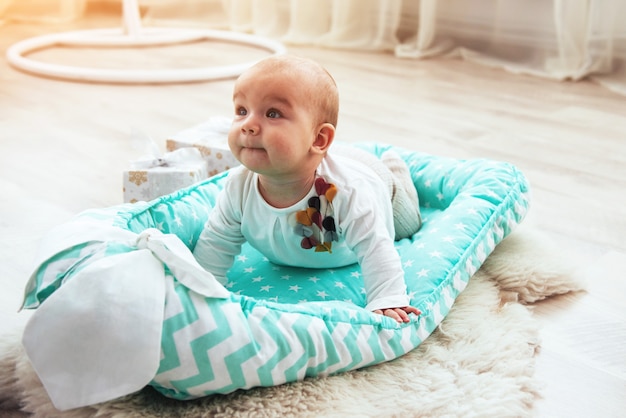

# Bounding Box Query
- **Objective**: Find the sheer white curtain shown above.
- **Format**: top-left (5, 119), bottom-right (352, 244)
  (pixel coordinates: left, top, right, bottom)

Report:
top-left (395, 0), bottom-right (626, 95)
top-left (142, 0), bottom-right (626, 96)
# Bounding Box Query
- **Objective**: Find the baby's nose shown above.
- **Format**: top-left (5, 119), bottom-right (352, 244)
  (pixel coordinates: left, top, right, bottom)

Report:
top-left (241, 116), bottom-right (260, 135)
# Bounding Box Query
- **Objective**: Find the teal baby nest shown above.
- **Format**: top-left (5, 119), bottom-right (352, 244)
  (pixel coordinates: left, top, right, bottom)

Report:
top-left (21, 143), bottom-right (530, 410)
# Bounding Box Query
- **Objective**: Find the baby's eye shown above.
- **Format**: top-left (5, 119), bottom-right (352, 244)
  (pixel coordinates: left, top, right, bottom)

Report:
top-left (266, 109), bottom-right (281, 119)
top-left (235, 107), bottom-right (247, 116)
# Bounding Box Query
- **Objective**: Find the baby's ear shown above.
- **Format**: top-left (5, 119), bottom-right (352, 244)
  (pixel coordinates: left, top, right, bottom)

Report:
top-left (312, 123), bottom-right (335, 155)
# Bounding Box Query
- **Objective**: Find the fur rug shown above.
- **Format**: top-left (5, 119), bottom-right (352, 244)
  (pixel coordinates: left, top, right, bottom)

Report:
top-left (0, 228), bottom-right (585, 418)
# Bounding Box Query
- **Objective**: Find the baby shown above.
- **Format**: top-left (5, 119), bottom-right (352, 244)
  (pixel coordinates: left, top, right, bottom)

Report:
top-left (193, 54), bottom-right (422, 323)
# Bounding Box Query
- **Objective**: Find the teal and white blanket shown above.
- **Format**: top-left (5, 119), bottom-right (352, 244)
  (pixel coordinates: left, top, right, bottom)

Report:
top-left (20, 144), bottom-right (530, 410)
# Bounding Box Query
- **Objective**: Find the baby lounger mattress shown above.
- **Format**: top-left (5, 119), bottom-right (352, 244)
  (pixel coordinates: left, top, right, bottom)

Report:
top-left (20, 143), bottom-right (530, 411)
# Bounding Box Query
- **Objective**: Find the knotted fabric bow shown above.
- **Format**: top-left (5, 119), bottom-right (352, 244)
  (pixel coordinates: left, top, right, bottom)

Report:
top-left (22, 226), bottom-right (227, 411)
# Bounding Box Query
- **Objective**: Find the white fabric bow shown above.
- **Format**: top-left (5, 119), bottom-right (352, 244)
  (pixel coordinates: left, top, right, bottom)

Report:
top-left (134, 228), bottom-right (229, 298)
top-left (22, 227), bottom-right (228, 411)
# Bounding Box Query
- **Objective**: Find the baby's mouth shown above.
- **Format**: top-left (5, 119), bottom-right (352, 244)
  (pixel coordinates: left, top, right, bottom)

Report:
top-left (241, 145), bottom-right (266, 155)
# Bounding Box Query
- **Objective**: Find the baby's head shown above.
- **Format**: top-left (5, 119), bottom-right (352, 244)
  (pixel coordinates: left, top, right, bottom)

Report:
top-left (229, 55), bottom-right (339, 179)
top-left (235, 54), bottom-right (339, 129)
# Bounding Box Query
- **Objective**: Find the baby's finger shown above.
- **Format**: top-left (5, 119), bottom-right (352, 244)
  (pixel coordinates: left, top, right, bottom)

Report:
top-left (384, 309), bottom-right (402, 323)
top-left (405, 306), bottom-right (421, 316)
top-left (395, 308), bottom-right (410, 323)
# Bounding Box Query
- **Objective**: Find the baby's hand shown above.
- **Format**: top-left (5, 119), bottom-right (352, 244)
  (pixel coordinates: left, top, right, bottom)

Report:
top-left (373, 306), bottom-right (421, 323)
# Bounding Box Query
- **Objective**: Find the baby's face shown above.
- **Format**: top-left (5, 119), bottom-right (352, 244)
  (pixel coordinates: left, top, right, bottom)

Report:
top-left (228, 64), bottom-right (320, 180)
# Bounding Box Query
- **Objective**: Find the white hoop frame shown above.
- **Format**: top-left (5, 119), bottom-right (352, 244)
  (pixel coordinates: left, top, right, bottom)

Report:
top-left (6, 28), bottom-right (287, 84)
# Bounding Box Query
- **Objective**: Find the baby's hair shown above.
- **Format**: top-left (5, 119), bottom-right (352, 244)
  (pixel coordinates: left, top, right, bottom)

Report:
top-left (252, 55), bottom-right (339, 128)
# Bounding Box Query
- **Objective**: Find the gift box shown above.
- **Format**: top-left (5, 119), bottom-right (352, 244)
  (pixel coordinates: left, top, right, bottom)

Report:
top-left (165, 117), bottom-right (239, 177)
top-left (123, 147), bottom-right (208, 203)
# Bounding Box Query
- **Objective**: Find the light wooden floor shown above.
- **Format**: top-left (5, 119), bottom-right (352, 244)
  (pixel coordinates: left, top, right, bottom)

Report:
top-left (1, 9), bottom-right (625, 418)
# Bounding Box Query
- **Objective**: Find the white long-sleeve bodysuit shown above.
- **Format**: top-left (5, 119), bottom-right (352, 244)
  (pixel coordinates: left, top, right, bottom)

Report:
top-left (193, 153), bottom-right (410, 312)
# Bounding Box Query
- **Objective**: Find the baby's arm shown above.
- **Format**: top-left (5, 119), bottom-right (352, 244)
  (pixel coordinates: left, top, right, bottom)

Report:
top-left (192, 186), bottom-right (246, 283)
top-left (343, 193), bottom-right (419, 323)
top-left (193, 218), bottom-right (244, 283)
top-left (347, 222), bottom-right (420, 322)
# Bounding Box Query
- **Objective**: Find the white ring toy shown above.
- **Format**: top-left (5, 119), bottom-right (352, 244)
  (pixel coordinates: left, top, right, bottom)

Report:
top-left (6, 0), bottom-right (286, 84)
